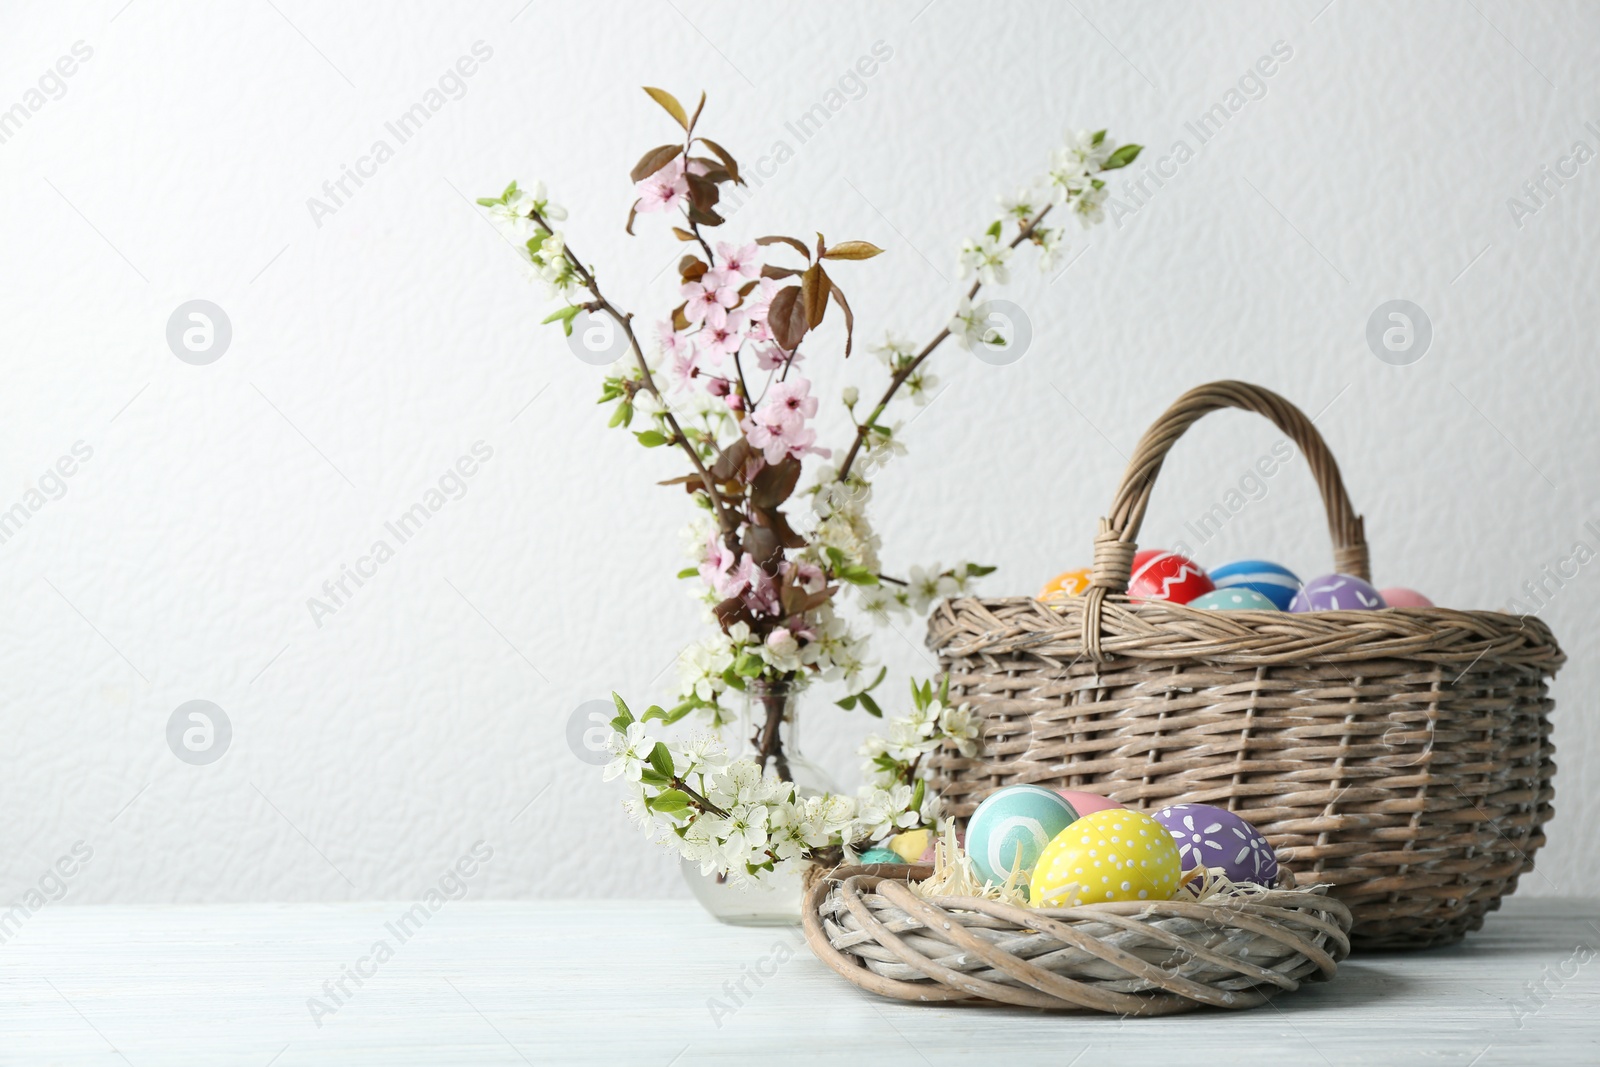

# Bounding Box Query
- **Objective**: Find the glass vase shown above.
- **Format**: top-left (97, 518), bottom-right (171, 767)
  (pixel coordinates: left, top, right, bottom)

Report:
top-left (681, 679), bottom-right (837, 926)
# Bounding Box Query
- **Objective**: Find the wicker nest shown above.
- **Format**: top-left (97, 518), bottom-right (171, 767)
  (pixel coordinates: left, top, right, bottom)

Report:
top-left (803, 864), bottom-right (1352, 1013)
top-left (921, 381), bottom-right (1565, 949)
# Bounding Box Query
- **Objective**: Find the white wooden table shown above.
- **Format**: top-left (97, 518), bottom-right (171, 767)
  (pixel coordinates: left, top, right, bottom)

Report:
top-left (1, 898), bottom-right (1596, 1065)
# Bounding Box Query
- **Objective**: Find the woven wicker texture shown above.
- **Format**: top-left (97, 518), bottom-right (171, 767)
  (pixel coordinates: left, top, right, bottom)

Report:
top-left (923, 381), bottom-right (1565, 949)
top-left (802, 865), bottom-right (1352, 1013)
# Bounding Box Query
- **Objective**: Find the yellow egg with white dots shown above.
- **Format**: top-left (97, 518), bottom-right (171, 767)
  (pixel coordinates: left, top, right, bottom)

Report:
top-left (1028, 808), bottom-right (1183, 908)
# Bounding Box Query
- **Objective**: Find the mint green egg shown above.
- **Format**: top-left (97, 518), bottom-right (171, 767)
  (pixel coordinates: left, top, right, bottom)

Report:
top-left (1189, 588), bottom-right (1279, 611)
top-left (859, 848), bottom-right (902, 864)
top-left (965, 785), bottom-right (1080, 886)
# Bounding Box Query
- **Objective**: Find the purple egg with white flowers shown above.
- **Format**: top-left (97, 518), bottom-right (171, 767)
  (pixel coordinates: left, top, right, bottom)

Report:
top-left (1289, 573), bottom-right (1387, 612)
top-left (1153, 803), bottom-right (1279, 885)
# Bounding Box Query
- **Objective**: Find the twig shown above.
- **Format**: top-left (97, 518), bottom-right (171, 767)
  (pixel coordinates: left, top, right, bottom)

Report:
top-left (534, 208), bottom-right (741, 546)
top-left (836, 205), bottom-right (1053, 480)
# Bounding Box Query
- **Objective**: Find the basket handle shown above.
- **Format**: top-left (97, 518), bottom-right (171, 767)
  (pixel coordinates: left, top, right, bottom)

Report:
top-left (1081, 381), bottom-right (1368, 655)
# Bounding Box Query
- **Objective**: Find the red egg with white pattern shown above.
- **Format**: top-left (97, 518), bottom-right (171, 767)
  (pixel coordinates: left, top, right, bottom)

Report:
top-left (1127, 549), bottom-right (1214, 605)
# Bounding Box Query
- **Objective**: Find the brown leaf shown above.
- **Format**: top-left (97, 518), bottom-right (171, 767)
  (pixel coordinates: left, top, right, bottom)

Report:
top-left (688, 90), bottom-right (706, 131)
top-left (750, 456), bottom-right (801, 508)
top-left (820, 240), bottom-right (885, 261)
top-left (738, 280), bottom-right (759, 297)
top-left (713, 595), bottom-right (754, 633)
top-left (697, 137), bottom-right (743, 185)
top-left (767, 286), bottom-right (808, 351)
top-left (671, 227), bottom-right (697, 242)
top-left (742, 524), bottom-right (781, 568)
top-left (643, 86), bottom-right (689, 131)
top-left (687, 203), bottom-right (724, 227)
top-left (625, 201), bottom-right (640, 236)
top-left (657, 473), bottom-right (701, 486)
top-left (800, 265), bottom-right (830, 330)
top-left (631, 143), bottom-right (683, 183)
top-left (829, 281), bottom-right (856, 356)
top-left (752, 506), bottom-right (806, 550)
top-left (679, 255), bottom-right (707, 282)
top-left (709, 437), bottom-right (753, 484)
top-left (760, 265), bottom-right (800, 280)
top-left (756, 235), bottom-right (812, 261)
top-left (686, 173), bottom-right (720, 211)
top-left (671, 303), bottom-right (690, 332)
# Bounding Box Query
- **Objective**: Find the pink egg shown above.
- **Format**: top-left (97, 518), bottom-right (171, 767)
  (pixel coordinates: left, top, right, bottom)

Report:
top-left (1380, 587), bottom-right (1434, 608)
top-left (1055, 790), bottom-right (1123, 817)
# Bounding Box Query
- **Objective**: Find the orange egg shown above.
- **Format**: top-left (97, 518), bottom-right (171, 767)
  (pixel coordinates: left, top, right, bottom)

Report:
top-left (1038, 568), bottom-right (1091, 602)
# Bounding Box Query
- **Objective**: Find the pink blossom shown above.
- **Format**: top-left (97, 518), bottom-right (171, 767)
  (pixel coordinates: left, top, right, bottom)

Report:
top-left (744, 412), bottom-right (828, 465)
top-left (701, 267), bottom-right (744, 307)
top-left (704, 375), bottom-right (731, 397)
top-left (745, 564), bottom-right (781, 616)
top-left (657, 320), bottom-right (692, 359)
top-left (753, 344), bottom-right (793, 371)
top-left (698, 537), bottom-right (739, 595)
top-left (697, 309), bottom-right (746, 363)
top-left (668, 347), bottom-right (703, 388)
top-left (763, 378), bottom-right (819, 425)
top-left (681, 280), bottom-right (729, 330)
top-left (717, 241), bottom-right (762, 281)
top-left (635, 158), bottom-right (688, 214)
top-left (745, 277), bottom-right (780, 321)
top-left (724, 393), bottom-right (744, 412)
top-left (786, 560), bottom-right (826, 594)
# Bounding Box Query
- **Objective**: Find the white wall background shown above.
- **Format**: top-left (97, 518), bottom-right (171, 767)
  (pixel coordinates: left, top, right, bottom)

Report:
top-left (2, 0), bottom-right (1596, 906)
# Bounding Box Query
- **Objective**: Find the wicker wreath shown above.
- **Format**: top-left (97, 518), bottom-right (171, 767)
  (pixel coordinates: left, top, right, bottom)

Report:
top-left (803, 864), bottom-right (1352, 1013)
top-left (923, 381), bottom-right (1565, 950)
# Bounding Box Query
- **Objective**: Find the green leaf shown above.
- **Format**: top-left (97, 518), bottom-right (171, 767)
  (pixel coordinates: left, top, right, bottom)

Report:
top-left (939, 674), bottom-right (951, 704)
top-left (527, 230), bottom-right (547, 255)
top-left (964, 563), bottom-right (998, 577)
top-left (734, 651), bottom-right (765, 678)
top-left (838, 565), bottom-right (878, 586)
top-left (476, 197), bottom-right (500, 207)
top-left (610, 693), bottom-right (634, 731)
top-left (835, 694), bottom-right (858, 711)
top-left (635, 430), bottom-right (668, 447)
top-left (652, 789), bottom-right (691, 815)
top-left (640, 704), bottom-right (670, 722)
top-left (910, 777), bottom-right (926, 812)
top-left (985, 220), bottom-right (1003, 240)
top-left (676, 567), bottom-right (699, 579)
top-left (502, 180), bottom-right (519, 200)
top-left (648, 741), bottom-right (675, 778)
top-left (639, 767), bottom-right (670, 786)
top-left (858, 692), bottom-right (883, 718)
top-left (861, 665), bottom-right (887, 693)
top-left (1090, 129), bottom-right (1106, 146)
top-left (542, 305), bottom-right (581, 326)
top-left (1102, 143), bottom-right (1142, 170)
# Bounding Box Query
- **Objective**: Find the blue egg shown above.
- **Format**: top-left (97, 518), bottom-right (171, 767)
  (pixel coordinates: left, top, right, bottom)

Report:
top-left (965, 785), bottom-right (1080, 887)
top-left (1207, 560), bottom-right (1302, 611)
top-left (1188, 587), bottom-right (1280, 611)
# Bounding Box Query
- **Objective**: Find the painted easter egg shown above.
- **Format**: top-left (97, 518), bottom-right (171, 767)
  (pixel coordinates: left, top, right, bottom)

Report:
top-left (889, 829), bottom-right (932, 863)
top-left (965, 785), bottom-right (1081, 887)
top-left (1152, 803), bottom-right (1279, 885)
top-left (1380, 587), bottom-right (1434, 608)
top-left (858, 848), bottom-right (903, 864)
top-left (1127, 549), bottom-right (1214, 604)
top-left (1290, 573), bottom-right (1387, 612)
top-left (1029, 808), bottom-right (1183, 908)
top-left (1188, 588), bottom-right (1280, 611)
top-left (1055, 790), bottom-right (1122, 817)
top-left (1039, 568), bottom-right (1091, 602)
top-left (1208, 559), bottom-right (1302, 610)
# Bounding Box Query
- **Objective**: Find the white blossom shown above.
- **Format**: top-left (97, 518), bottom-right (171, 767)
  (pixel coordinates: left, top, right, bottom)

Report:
top-left (956, 232), bottom-right (1012, 286)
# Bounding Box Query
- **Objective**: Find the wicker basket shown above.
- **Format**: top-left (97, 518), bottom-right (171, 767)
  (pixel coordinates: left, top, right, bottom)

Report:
top-left (803, 864), bottom-right (1352, 1013)
top-left (924, 381), bottom-right (1565, 950)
